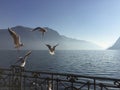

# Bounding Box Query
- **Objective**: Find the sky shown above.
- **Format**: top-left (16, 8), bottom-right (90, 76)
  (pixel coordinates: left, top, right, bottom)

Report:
top-left (0, 0), bottom-right (120, 49)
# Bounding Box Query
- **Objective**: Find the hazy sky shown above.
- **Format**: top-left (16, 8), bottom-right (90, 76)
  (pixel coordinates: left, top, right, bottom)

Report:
top-left (0, 0), bottom-right (120, 49)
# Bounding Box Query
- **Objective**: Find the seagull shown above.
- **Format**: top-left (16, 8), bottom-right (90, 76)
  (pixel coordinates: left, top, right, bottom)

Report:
top-left (15, 50), bottom-right (32, 67)
top-left (46, 44), bottom-right (58, 55)
top-left (8, 28), bottom-right (24, 50)
top-left (31, 27), bottom-right (47, 39)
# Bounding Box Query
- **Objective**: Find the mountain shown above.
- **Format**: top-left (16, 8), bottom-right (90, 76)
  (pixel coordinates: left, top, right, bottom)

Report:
top-left (0, 26), bottom-right (102, 50)
top-left (108, 37), bottom-right (120, 50)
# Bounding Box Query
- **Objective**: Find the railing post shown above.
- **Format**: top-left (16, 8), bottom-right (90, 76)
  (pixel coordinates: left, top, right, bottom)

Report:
top-left (23, 75), bottom-right (26, 90)
top-left (87, 81), bottom-right (90, 90)
top-left (10, 65), bottom-right (24, 90)
top-left (51, 74), bottom-right (54, 90)
top-left (56, 77), bottom-right (59, 90)
top-left (93, 78), bottom-right (96, 90)
top-left (99, 83), bottom-right (103, 90)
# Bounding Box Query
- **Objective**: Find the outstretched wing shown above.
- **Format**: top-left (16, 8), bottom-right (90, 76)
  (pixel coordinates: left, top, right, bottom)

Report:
top-left (23, 50), bottom-right (32, 61)
top-left (32, 27), bottom-right (47, 32)
top-left (46, 44), bottom-right (52, 50)
top-left (31, 27), bottom-right (41, 31)
top-left (15, 57), bottom-right (23, 64)
top-left (8, 28), bottom-right (20, 45)
top-left (53, 44), bottom-right (59, 50)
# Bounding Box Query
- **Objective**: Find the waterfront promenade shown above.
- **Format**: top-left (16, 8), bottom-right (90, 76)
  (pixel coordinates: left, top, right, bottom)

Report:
top-left (0, 65), bottom-right (120, 90)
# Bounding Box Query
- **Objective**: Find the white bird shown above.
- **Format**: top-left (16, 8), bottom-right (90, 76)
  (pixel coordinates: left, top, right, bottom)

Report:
top-left (15, 50), bottom-right (32, 67)
top-left (8, 28), bottom-right (24, 50)
top-left (46, 44), bottom-right (58, 55)
top-left (31, 27), bottom-right (47, 39)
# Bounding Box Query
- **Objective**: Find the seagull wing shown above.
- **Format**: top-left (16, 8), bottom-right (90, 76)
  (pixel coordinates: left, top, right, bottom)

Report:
top-left (46, 44), bottom-right (52, 51)
top-left (18, 36), bottom-right (22, 44)
top-left (15, 57), bottom-right (23, 64)
top-left (53, 44), bottom-right (59, 50)
top-left (31, 27), bottom-right (41, 31)
top-left (8, 28), bottom-right (19, 45)
top-left (23, 50), bottom-right (32, 61)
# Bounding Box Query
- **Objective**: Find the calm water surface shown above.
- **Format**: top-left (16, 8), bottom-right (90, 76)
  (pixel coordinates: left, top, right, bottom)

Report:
top-left (0, 50), bottom-right (120, 78)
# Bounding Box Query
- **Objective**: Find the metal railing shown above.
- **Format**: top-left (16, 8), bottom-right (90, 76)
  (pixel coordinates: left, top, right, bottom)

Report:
top-left (0, 65), bottom-right (120, 90)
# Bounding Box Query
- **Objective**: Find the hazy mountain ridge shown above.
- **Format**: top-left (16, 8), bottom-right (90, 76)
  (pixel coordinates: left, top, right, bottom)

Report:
top-left (0, 26), bottom-right (102, 50)
top-left (108, 37), bottom-right (120, 50)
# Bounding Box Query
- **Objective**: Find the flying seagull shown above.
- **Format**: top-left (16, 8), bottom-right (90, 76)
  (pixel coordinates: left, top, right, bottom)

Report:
top-left (15, 50), bottom-right (32, 67)
top-left (31, 27), bottom-right (47, 39)
top-left (46, 44), bottom-right (58, 55)
top-left (8, 28), bottom-right (23, 49)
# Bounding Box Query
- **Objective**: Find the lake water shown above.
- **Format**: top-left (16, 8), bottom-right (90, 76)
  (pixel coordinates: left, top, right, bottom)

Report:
top-left (0, 50), bottom-right (120, 78)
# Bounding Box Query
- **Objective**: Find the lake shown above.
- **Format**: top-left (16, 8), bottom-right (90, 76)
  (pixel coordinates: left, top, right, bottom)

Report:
top-left (0, 50), bottom-right (120, 78)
